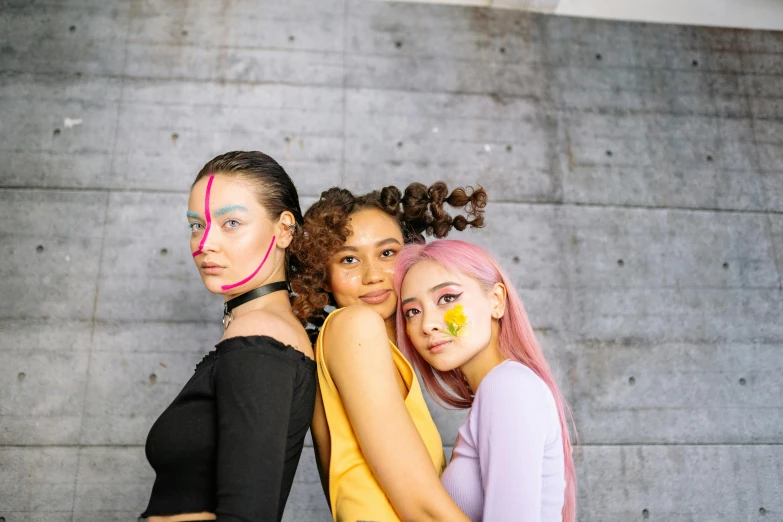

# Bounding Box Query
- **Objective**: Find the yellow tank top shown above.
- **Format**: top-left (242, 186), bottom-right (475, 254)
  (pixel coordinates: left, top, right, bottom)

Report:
top-left (315, 308), bottom-right (446, 522)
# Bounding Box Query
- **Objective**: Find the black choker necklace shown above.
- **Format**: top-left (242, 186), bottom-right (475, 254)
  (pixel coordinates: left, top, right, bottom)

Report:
top-left (222, 281), bottom-right (290, 329)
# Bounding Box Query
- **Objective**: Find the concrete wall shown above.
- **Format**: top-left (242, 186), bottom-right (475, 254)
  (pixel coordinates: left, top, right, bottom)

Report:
top-left (1, 1), bottom-right (781, 521)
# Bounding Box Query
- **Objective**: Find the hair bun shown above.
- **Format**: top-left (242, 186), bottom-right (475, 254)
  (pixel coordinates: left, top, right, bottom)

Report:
top-left (452, 214), bottom-right (469, 231)
top-left (427, 181), bottom-right (448, 205)
top-left (400, 181), bottom-right (487, 240)
top-left (379, 186), bottom-right (403, 215)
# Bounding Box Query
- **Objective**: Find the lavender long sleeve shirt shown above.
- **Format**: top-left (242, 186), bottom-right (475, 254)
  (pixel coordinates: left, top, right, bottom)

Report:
top-left (441, 360), bottom-right (565, 522)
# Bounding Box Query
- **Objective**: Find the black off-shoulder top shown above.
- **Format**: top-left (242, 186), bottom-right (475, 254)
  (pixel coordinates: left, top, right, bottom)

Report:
top-left (140, 335), bottom-right (316, 522)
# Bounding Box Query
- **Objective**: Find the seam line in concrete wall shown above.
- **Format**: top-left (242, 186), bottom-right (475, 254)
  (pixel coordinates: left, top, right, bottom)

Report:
top-left (9, 66), bottom-right (783, 82)
top-left (0, 70), bottom-right (347, 88)
top-left (2, 187), bottom-right (781, 215)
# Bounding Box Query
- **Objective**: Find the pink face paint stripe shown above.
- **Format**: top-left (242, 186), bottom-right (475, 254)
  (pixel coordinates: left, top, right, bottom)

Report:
top-left (220, 236), bottom-right (277, 291)
top-left (192, 174), bottom-right (215, 258)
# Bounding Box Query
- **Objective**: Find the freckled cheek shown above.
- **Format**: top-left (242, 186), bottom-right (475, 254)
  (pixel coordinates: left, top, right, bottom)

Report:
top-left (330, 269), bottom-right (363, 297)
top-left (342, 272), bottom-right (363, 287)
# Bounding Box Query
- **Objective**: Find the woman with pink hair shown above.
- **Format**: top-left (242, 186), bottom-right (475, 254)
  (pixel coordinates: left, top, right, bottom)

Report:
top-left (393, 239), bottom-right (576, 522)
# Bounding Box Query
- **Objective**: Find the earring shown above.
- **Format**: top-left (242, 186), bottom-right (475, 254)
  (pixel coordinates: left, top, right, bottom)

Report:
top-left (287, 223), bottom-right (296, 230)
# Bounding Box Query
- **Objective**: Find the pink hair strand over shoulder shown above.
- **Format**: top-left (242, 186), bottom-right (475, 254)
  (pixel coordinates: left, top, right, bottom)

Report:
top-left (392, 239), bottom-right (576, 522)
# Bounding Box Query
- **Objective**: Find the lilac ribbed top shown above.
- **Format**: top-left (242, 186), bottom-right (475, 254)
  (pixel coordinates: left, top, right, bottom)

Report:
top-left (441, 360), bottom-right (565, 522)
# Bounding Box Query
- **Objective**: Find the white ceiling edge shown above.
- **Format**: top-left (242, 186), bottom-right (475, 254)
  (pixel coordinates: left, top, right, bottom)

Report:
top-left (369, 0), bottom-right (559, 12)
top-left (555, 0), bottom-right (783, 31)
top-left (370, 0), bottom-right (783, 30)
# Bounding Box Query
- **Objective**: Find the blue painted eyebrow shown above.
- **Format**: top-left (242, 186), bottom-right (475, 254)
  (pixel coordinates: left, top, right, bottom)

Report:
top-left (214, 205), bottom-right (249, 217)
top-left (186, 210), bottom-right (201, 220)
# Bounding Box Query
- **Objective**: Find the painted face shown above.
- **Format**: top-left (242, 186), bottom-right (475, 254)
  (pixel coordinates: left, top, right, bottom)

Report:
top-left (400, 261), bottom-right (498, 373)
top-left (325, 208), bottom-right (403, 320)
top-left (188, 174), bottom-right (280, 296)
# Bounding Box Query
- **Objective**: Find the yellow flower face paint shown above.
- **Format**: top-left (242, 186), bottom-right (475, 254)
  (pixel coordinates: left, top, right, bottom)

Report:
top-left (444, 304), bottom-right (467, 337)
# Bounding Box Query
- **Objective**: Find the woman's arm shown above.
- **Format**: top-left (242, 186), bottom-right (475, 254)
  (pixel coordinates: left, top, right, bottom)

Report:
top-left (474, 364), bottom-right (556, 522)
top-left (310, 383), bottom-right (332, 506)
top-left (325, 304), bottom-right (469, 522)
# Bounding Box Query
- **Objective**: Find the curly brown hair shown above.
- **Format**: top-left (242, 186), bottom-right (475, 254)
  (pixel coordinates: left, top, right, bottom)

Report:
top-left (289, 181), bottom-right (487, 327)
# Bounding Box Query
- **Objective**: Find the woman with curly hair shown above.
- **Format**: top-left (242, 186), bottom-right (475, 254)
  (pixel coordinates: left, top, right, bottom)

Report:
top-left (289, 182), bottom-right (486, 522)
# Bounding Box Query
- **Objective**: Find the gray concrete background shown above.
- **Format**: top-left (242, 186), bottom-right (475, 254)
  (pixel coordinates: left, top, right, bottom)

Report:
top-left (1, 0), bottom-right (782, 520)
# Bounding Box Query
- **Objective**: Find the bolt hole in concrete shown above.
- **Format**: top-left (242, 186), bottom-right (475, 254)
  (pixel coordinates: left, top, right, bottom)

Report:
top-left (289, 35), bottom-right (295, 42)
top-left (53, 128), bottom-right (61, 136)
top-left (628, 376), bottom-right (635, 385)
top-left (692, 59), bottom-right (699, 67)
top-left (160, 248), bottom-right (168, 256)
top-left (397, 141), bottom-right (403, 148)
top-left (605, 150), bottom-right (613, 157)
top-left (18, 372), bottom-right (25, 382)
top-left (284, 136), bottom-right (291, 143)
top-left (75, 71), bottom-right (83, 77)
top-left (617, 259), bottom-right (624, 267)
top-left (512, 256), bottom-right (520, 264)
top-left (739, 377), bottom-right (747, 386)
top-left (506, 145), bottom-right (512, 152)
top-left (36, 245), bottom-right (44, 253)
top-left (706, 154), bottom-right (713, 162)
top-left (760, 507), bottom-right (766, 515)
top-left (69, 25), bottom-right (76, 32)
top-left (723, 262), bottom-right (729, 269)
top-left (149, 373), bottom-right (157, 385)
top-left (182, 30), bottom-right (188, 36)
top-left (595, 53), bottom-right (602, 60)
top-left (395, 40), bottom-right (403, 48)
top-left (642, 508), bottom-right (649, 519)
top-left (499, 46), bottom-right (506, 54)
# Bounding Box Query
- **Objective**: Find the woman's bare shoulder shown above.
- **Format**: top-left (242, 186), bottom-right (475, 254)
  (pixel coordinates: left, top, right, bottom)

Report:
top-left (327, 304), bottom-right (385, 335)
top-left (225, 309), bottom-right (313, 358)
top-left (322, 305), bottom-right (391, 367)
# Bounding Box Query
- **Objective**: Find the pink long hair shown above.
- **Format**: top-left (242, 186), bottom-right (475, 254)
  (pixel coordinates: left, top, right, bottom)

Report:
top-left (392, 239), bottom-right (576, 522)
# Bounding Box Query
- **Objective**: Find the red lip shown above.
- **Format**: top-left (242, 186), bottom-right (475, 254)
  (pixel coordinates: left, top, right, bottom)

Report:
top-left (428, 339), bottom-right (451, 354)
top-left (359, 289), bottom-right (392, 305)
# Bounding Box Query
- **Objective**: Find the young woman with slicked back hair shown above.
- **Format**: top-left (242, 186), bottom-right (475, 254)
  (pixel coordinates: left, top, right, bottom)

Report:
top-left (141, 151), bottom-right (316, 522)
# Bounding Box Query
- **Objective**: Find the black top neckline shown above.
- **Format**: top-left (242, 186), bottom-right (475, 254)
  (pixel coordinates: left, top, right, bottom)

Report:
top-left (196, 335), bottom-right (315, 372)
